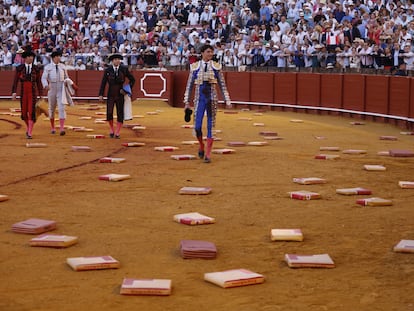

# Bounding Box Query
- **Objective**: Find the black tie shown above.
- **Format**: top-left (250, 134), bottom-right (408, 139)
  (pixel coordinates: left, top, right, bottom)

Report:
top-left (115, 67), bottom-right (118, 76)
top-left (204, 62), bottom-right (208, 72)
top-left (26, 65), bottom-right (30, 75)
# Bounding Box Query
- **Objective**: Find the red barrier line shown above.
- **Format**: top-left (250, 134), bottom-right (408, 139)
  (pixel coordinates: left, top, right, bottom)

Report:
top-left (229, 101), bottom-right (414, 123)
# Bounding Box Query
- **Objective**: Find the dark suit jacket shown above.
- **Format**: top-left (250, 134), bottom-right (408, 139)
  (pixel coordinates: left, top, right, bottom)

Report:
top-left (37, 8), bottom-right (54, 20)
top-left (12, 64), bottom-right (42, 96)
top-left (98, 65), bottom-right (135, 98)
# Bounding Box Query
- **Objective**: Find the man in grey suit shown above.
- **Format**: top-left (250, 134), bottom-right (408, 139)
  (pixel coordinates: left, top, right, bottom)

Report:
top-left (41, 50), bottom-right (68, 136)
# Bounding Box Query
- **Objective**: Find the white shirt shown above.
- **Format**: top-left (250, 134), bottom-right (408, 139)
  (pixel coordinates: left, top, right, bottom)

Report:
top-left (41, 62), bottom-right (66, 87)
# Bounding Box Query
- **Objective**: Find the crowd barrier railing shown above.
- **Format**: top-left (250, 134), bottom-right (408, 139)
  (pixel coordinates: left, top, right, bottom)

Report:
top-left (1, 70), bottom-right (412, 129)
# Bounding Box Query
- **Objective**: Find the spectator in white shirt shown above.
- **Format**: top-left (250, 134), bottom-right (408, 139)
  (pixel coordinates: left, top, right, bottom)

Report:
top-left (200, 7), bottom-right (212, 24)
top-left (402, 43), bottom-right (414, 70)
top-left (188, 7), bottom-right (200, 26)
top-left (75, 58), bottom-right (86, 70)
top-left (0, 46), bottom-right (13, 67)
top-left (169, 46), bottom-right (182, 66)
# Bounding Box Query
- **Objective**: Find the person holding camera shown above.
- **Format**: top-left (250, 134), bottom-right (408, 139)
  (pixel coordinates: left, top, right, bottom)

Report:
top-left (98, 53), bottom-right (135, 138)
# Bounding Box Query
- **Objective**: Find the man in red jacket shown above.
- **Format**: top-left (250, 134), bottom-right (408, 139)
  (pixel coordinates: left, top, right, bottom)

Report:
top-left (12, 49), bottom-right (43, 139)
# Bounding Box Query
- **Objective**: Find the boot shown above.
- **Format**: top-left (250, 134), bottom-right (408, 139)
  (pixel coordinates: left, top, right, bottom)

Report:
top-left (204, 138), bottom-right (214, 163)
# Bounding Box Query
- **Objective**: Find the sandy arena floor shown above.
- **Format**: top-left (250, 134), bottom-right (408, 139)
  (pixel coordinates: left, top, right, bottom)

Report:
top-left (0, 99), bottom-right (413, 311)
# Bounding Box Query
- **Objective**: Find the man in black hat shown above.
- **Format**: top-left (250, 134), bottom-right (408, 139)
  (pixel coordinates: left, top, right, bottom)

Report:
top-left (12, 49), bottom-right (42, 139)
top-left (41, 50), bottom-right (68, 135)
top-left (98, 53), bottom-right (135, 138)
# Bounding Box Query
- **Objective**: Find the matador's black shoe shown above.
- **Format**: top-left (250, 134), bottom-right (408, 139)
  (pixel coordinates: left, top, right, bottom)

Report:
top-left (184, 108), bottom-right (193, 122)
top-left (198, 150), bottom-right (205, 159)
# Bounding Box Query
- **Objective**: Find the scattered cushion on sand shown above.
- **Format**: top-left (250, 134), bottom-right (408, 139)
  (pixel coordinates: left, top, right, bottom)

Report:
top-left (264, 136), bottom-right (283, 140)
top-left (98, 174), bottom-right (131, 181)
top-left (393, 240), bottom-right (414, 253)
top-left (204, 269), bottom-right (265, 288)
top-left (342, 149), bottom-right (367, 154)
top-left (389, 149), bottom-right (414, 157)
top-left (212, 148), bottom-right (235, 154)
top-left (73, 127), bottom-right (93, 132)
top-left (364, 165), bottom-right (386, 171)
top-left (285, 254), bottom-right (335, 268)
top-left (356, 197), bottom-right (392, 206)
top-left (319, 147), bottom-right (340, 151)
top-left (120, 278), bottom-right (172, 296)
top-left (270, 229), bottom-right (303, 241)
top-left (227, 141), bottom-right (246, 147)
top-left (99, 157), bottom-right (126, 163)
top-left (173, 212), bottom-right (215, 225)
top-left (379, 136), bottom-right (398, 141)
top-left (247, 141), bottom-right (268, 146)
top-left (121, 142), bottom-right (145, 147)
top-left (293, 177), bottom-right (326, 185)
top-left (288, 190), bottom-right (321, 200)
top-left (170, 154), bottom-right (196, 160)
top-left (259, 131), bottom-right (278, 136)
top-left (315, 154), bottom-right (340, 160)
top-left (66, 256), bottom-right (120, 271)
top-left (179, 187), bottom-right (212, 195)
top-left (154, 146), bottom-right (179, 152)
top-left (87, 134), bottom-right (105, 139)
top-left (336, 187), bottom-right (372, 195)
top-left (26, 143), bottom-right (47, 148)
top-left (72, 146), bottom-right (91, 152)
top-left (180, 240), bottom-right (217, 259)
top-left (377, 151), bottom-right (390, 156)
top-left (12, 218), bottom-right (57, 234)
top-left (29, 234), bottom-right (78, 248)
top-left (398, 181), bottom-right (414, 189)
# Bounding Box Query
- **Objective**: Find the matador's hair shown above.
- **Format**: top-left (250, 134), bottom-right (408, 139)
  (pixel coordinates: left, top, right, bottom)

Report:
top-left (200, 44), bottom-right (214, 53)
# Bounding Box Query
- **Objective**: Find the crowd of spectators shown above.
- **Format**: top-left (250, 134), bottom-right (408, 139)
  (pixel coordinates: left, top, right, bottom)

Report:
top-left (0, 0), bottom-right (414, 75)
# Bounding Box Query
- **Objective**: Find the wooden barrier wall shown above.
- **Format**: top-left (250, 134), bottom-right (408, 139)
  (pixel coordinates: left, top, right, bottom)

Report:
top-left (1, 70), bottom-right (412, 126)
